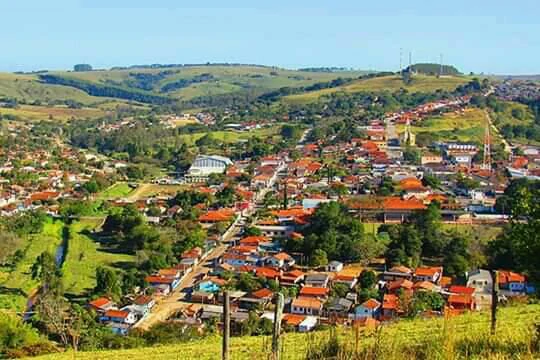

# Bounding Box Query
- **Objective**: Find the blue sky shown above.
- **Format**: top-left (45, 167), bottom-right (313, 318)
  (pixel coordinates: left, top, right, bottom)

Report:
top-left (2, 0), bottom-right (540, 74)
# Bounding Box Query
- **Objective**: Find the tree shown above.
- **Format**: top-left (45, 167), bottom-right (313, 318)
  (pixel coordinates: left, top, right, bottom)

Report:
top-left (414, 203), bottom-right (444, 257)
top-left (311, 249), bottom-right (328, 267)
top-left (359, 270), bottom-right (376, 289)
top-left (94, 267), bottom-right (122, 300)
top-left (73, 64), bottom-right (93, 72)
top-left (330, 283), bottom-right (349, 298)
top-left (488, 180), bottom-right (540, 282)
top-left (443, 233), bottom-right (471, 278)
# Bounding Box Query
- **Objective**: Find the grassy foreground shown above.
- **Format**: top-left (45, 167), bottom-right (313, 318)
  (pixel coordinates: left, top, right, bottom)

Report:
top-left (30, 304), bottom-right (540, 360)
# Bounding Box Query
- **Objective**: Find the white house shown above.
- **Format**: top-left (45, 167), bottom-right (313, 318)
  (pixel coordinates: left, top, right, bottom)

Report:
top-left (298, 316), bottom-right (318, 332)
top-left (326, 261), bottom-right (344, 272)
top-left (291, 297), bottom-right (323, 316)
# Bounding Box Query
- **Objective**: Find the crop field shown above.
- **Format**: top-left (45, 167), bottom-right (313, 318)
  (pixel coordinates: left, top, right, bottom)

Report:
top-left (284, 75), bottom-right (470, 104)
top-left (0, 104), bottom-right (106, 122)
top-left (0, 219), bottom-right (64, 311)
top-left (31, 304), bottom-right (540, 360)
top-left (62, 219), bottom-right (134, 298)
top-left (396, 108), bottom-right (499, 145)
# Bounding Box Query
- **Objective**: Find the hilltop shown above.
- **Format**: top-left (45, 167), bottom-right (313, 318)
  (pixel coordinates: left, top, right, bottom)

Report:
top-left (406, 63), bottom-right (461, 76)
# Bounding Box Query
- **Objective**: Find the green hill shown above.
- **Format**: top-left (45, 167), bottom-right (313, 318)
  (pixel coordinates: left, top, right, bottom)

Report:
top-left (29, 304), bottom-right (540, 360)
top-left (0, 65), bottom-right (367, 105)
top-left (284, 74), bottom-right (471, 104)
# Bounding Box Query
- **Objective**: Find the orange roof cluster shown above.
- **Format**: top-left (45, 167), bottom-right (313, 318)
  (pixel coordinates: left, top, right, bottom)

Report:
top-left (415, 266), bottom-right (442, 277)
top-left (399, 178), bottom-right (426, 191)
top-left (348, 197), bottom-right (426, 211)
top-left (199, 208), bottom-right (236, 222)
top-left (30, 191), bottom-right (60, 202)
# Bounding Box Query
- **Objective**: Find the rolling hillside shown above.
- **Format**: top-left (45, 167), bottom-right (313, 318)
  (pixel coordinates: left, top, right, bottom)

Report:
top-left (283, 74), bottom-right (471, 104)
top-left (29, 304), bottom-right (540, 360)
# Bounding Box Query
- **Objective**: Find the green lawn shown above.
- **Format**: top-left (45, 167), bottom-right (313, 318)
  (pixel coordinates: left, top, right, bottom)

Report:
top-left (178, 126), bottom-right (282, 146)
top-left (284, 75), bottom-right (471, 104)
top-left (62, 219), bottom-right (135, 298)
top-left (0, 219), bottom-right (64, 311)
top-left (96, 182), bottom-right (135, 200)
top-left (31, 304), bottom-right (540, 360)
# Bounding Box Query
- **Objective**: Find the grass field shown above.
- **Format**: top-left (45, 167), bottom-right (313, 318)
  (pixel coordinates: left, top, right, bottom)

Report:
top-left (284, 75), bottom-right (471, 104)
top-left (0, 219), bottom-right (64, 311)
top-left (0, 73), bottom-right (108, 105)
top-left (96, 183), bottom-right (135, 201)
top-left (0, 104), bottom-right (106, 122)
top-left (178, 126), bottom-right (281, 146)
top-left (397, 108), bottom-right (498, 145)
top-left (62, 219), bottom-right (134, 298)
top-left (125, 184), bottom-right (188, 201)
top-left (31, 304), bottom-right (540, 360)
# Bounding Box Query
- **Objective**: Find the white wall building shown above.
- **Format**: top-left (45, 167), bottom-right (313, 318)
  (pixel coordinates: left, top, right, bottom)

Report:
top-left (186, 155), bottom-right (233, 182)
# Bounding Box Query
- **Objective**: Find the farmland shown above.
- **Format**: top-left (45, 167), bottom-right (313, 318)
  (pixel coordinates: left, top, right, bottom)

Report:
top-left (95, 183), bottom-right (135, 201)
top-left (31, 304), bottom-right (540, 360)
top-left (283, 75), bottom-right (471, 104)
top-left (177, 126), bottom-right (282, 146)
top-left (0, 104), bottom-right (107, 122)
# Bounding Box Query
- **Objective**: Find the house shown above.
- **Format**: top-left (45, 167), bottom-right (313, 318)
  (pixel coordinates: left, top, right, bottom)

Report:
top-left (298, 316), bottom-right (318, 332)
top-left (352, 299), bottom-right (381, 319)
top-left (448, 294), bottom-right (475, 311)
top-left (414, 267), bottom-right (443, 284)
top-left (132, 295), bottom-right (156, 316)
top-left (381, 294), bottom-right (399, 319)
top-left (333, 274), bottom-right (358, 289)
top-left (145, 275), bottom-right (180, 292)
top-left (382, 266), bottom-right (413, 281)
top-left (386, 279), bottom-right (414, 295)
top-left (466, 269), bottom-right (493, 308)
top-left (280, 270), bottom-right (305, 286)
top-left (304, 273), bottom-right (330, 288)
top-left (88, 297), bottom-right (115, 314)
top-left (498, 271), bottom-right (526, 294)
top-left (326, 297), bottom-right (353, 316)
top-left (299, 287), bottom-right (329, 300)
top-left (100, 309), bottom-right (137, 325)
top-left (326, 261), bottom-right (344, 272)
top-left (239, 288), bottom-right (274, 310)
top-left (282, 313), bottom-right (306, 329)
top-left (291, 297), bottom-right (323, 316)
top-left (421, 153), bottom-right (443, 165)
top-left (266, 252), bottom-right (295, 269)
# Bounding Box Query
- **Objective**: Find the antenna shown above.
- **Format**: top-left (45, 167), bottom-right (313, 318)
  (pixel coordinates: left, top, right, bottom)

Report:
top-left (400, 48), bottom-right (403, 76)
top-left (482, 118), bottom-right (492, 172)
top-left (409, 51), bottom-right (412, 69)
top-left (439, 54), bottom-right (444, 77)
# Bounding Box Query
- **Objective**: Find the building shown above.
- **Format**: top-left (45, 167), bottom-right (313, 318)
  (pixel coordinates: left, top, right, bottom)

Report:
top-left (326, 261), bottom-right (344, 272)
top-left (186, 155), bottom-right (233, 182)
top-left (291, 297), bottom-right (323, 316)
top-left (352, 299), bottom-right (381, 319)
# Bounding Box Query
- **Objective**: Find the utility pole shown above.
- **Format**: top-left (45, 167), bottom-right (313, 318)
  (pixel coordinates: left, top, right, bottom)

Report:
top-left (222, 291), bottom-right (230, 360)
top-left (439, 53), bottom-right (444, 77)
top-left (271, 293), bottom-right (285, 360)
top-left (490, 270), bottom-right (498, 335)
top-left (400, 48), bottom-right (403, 77)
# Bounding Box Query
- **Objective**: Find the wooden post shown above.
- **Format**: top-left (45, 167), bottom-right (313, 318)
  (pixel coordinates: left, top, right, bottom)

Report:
top-left (271, 293), bottom-right (285, 360)
top-left (222, 291), bottom-right (230, 360)
top-left (490, 270), bottom-right (498, 335)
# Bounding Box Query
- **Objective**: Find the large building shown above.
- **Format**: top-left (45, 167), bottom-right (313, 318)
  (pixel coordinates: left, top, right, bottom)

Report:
top-left (186, 155), bottom-right (233, 182)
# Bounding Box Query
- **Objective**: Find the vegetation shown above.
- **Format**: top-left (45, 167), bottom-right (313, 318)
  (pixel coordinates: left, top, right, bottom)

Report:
top-left (26, 304), bottom-right (540, 360)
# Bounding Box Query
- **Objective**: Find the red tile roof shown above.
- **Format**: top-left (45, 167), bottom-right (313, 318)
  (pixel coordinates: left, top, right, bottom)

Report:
top-left (89, 297), bottom-right (111, 309)
top-left (292, 297), bottom-right (322, 309)
top-left (104, 309), bottom-right (130, 319)
top-left (361, 298), bottom-right (381, 310)
top-left (299, 287), bottom-right (329, 297)
top-left (448, 285), bottom-right (475, 295)
top-left (251, 288), bottom-right (274, 299)
top-left (415, 267), bottom-right (442, 277)
top-left (448, 294), bottom-right (473, 305)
